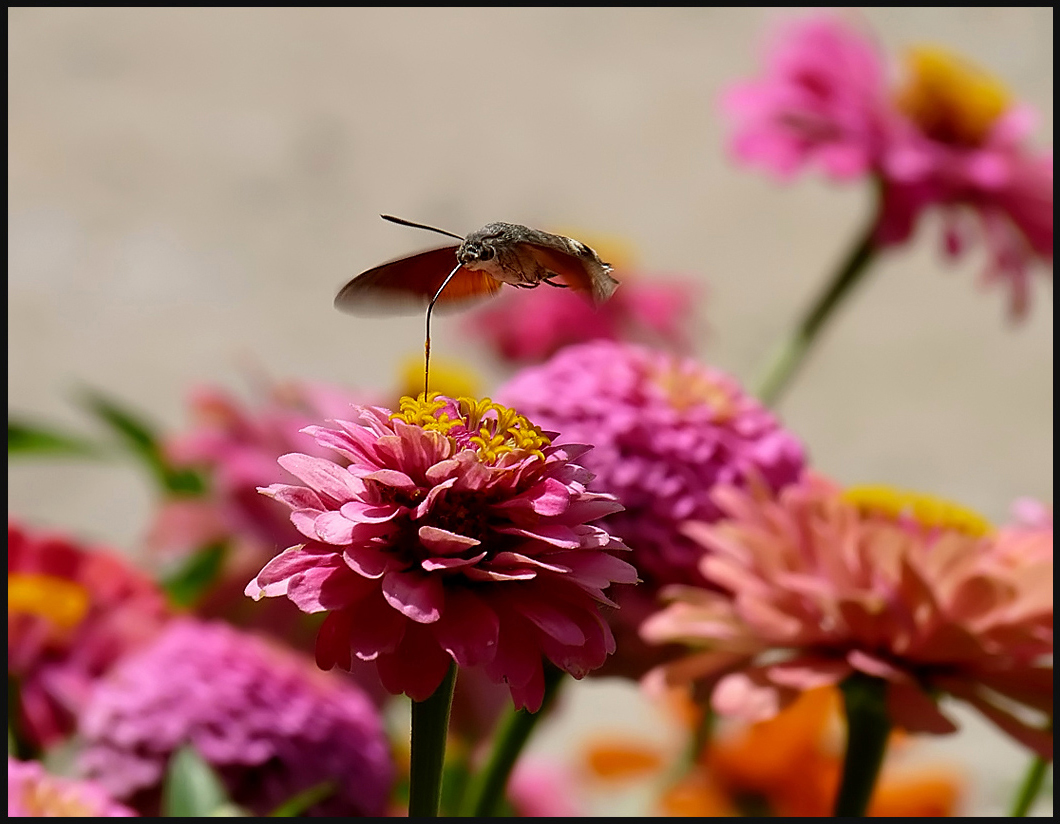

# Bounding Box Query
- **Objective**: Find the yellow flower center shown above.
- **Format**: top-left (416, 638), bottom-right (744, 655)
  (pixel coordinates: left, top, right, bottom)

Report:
top-left (392, 393), bottom-right (551, 464)
top-left (895, 46), bottom-right (1011, 146)
top-left (842, 484), bottom-right (993, 537)
top-left (652, 363), bottom-right (738, 421)
top-left (8, 573), bottom-right (91, 631)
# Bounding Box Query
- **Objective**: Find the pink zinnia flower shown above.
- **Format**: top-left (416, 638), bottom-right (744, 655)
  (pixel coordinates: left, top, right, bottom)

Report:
top-left (723, 16), bottom-right (892, 181)
top-left (466, 275), bottom-right (699, 365)
top-left (7, 522), bottom-right (171, 749)
top-left (641, 477), bottom-right (1053, 758)
top-left (497, 341), bottom-right (806, 677)
top-left (9, 758), bottom-right (136, 817)
top-left (78, 619), bottom-right (393, 817)
top-left (723, 15), bottom-right (1053, 317)
top-left (245, 394), bottom-right (638, 710)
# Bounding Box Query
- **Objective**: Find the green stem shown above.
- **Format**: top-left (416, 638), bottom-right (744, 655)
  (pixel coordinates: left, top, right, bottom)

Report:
top-left (753, 212), bottom-right (881, 407)
top-left (834, 673), bottom-right (892, 817)
top-left (409, 663), bottom-right (458, 818)
top-left (1009, 754), bottom-right (1050, 817)
top-left (7, 676), bottom-right (36, 761)
top-left (459, 666), bottom-right (565, 817)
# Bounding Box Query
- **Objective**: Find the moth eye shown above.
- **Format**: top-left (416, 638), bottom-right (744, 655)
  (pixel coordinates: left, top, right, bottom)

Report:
top-left (479, 247), bottom-right (495, 261)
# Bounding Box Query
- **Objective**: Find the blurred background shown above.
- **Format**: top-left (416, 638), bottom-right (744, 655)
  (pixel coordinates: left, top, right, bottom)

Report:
top-left (8, 7), bottom-right (1052, 816)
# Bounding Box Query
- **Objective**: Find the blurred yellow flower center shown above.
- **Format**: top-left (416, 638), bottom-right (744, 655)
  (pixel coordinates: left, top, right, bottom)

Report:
top-left (895, 46), bottom-right (1011, 146)
top-left (842, 485), bottom-right (993, 537)
top-left (397, 356), bottom-right (481, 402)
top-left (8, 573), bottom-right (91, 630)
top-left (393, 393), bottom-right (551, 464)
top-left (653, 364), bottom-right (737, 421)
top-left (18, 784), bottom-right (95, 817)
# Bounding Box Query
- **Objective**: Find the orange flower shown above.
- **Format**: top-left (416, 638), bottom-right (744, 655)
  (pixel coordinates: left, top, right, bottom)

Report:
top-left (579, 685), bottom-right (964, 816)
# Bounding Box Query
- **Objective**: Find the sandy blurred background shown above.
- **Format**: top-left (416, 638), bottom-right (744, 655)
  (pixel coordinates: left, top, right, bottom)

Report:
top-left (8, 7), bottom-right (1053, 816)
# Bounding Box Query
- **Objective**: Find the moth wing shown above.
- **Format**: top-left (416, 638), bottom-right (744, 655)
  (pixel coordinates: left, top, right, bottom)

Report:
top-left (523, 241), bottom-right (619, 305)
top-left (334, 245), bottom-right (503, 316)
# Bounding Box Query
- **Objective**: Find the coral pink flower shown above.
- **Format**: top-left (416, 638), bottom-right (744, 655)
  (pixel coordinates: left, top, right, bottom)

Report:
top-left (7, 522), bottom-right (171, 749)
top-left (641, 477), bottom-right (1053, 758)
top-left (245, 394), bottom-right (637, 710)
top-left (466, 275), bottom-right (699, 365)
top-left (9, 758), bottom-right (136, 817)
top-left (78, 619), bottom-right (393, 817)
top-left (498, 341), bottom-right (805, 677)
top-left (723, 15), bottom-right (1053, 317)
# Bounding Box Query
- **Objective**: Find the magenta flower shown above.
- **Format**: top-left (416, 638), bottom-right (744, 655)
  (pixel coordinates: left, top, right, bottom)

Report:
top-left (9, 758), bottom-right (136, 817)
top-left (245, 394), bottom-right (637, 710)
top-left (78, 619), bottom-right (393, 817)
top-left (723, 16), bottom-right (892, 181)
top-left (465, 274), bottom-right (699, 365)
top-left (7, 522), bottom-right (170, 749)
top-left (723, 15), bottom-right (1053, 317)
top-left (641, 478), bottom-right (1053, 758)
top-left (497, 341), bottom-right (806, 676)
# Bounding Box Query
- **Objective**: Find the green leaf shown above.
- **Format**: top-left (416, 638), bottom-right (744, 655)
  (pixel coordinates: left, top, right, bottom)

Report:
top-left (8, 419), bottom-right (104, 457)
top-left (268, 781), bottom-right (335, 817)
top-left (161, 746), bottom-right (237, 818)
top-left (162, 543), bottom-right (228, 608)
top-left (74, 387), bottom-right (207, 495)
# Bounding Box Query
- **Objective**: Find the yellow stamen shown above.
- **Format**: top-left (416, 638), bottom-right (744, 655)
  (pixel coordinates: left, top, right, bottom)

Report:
top-left (391, 394), bottom-right (551, 464)
top-left (842, 485), bottom-right (993, 537)
top-left (8, 573), bottom-right (91, 631)
top-left (895, 46), bottom-right (1011, 146)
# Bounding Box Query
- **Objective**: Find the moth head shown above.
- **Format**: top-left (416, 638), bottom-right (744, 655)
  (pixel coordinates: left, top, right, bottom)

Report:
top-left (458, 225), bottom-right (509, 267)
top-left (457, 239), bottom-right (497, 266)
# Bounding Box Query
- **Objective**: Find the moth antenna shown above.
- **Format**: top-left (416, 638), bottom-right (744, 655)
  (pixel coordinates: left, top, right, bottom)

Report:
top-left (381, 214), bottom-right (465, 242)
top-left (424, 263), bottom-right (464, 397)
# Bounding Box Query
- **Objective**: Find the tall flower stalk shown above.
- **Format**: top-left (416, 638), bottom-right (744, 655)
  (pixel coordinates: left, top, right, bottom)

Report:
top-left (458, 665), bottom-right (565, 816)
top-left (834, 674), bottom-right (893, 816)
top-left (754, 209), bottom-right (880, 405)
top-left (409, 664), bottom-right (458, 817)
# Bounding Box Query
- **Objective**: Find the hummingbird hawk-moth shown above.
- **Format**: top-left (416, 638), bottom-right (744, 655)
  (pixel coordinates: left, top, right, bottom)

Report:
top-left (335, 215), bottom-right (620, 395)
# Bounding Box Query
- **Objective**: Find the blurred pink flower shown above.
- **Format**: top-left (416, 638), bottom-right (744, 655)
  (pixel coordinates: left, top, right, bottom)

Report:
top-left (497, 341), bottom-right (806, 677)
top-left (245, 394), bottom-right (637, 710)
top-left (723, 16), bottom-right (891, 181)
top-left (465, 275), bottom-right (698, 365)
top-left (78, 619), bottom-right (393, 817)
top-left (642, 477), bottom-right (1053, 758)
top-left (161, 380), bottom-right (377, 557)
top-left (723, 15), bottom-right (1053, 317)
top-left (150, 381), bottom-right (395, 681)
top-left (9, 758), bottom-right (136, 817)
top-left (7, 522), bottom-right (171, 750)
top-left (1009, 497), bottom-right (1053, 531)
top-left (508, 761), bottom-right (583, 817)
